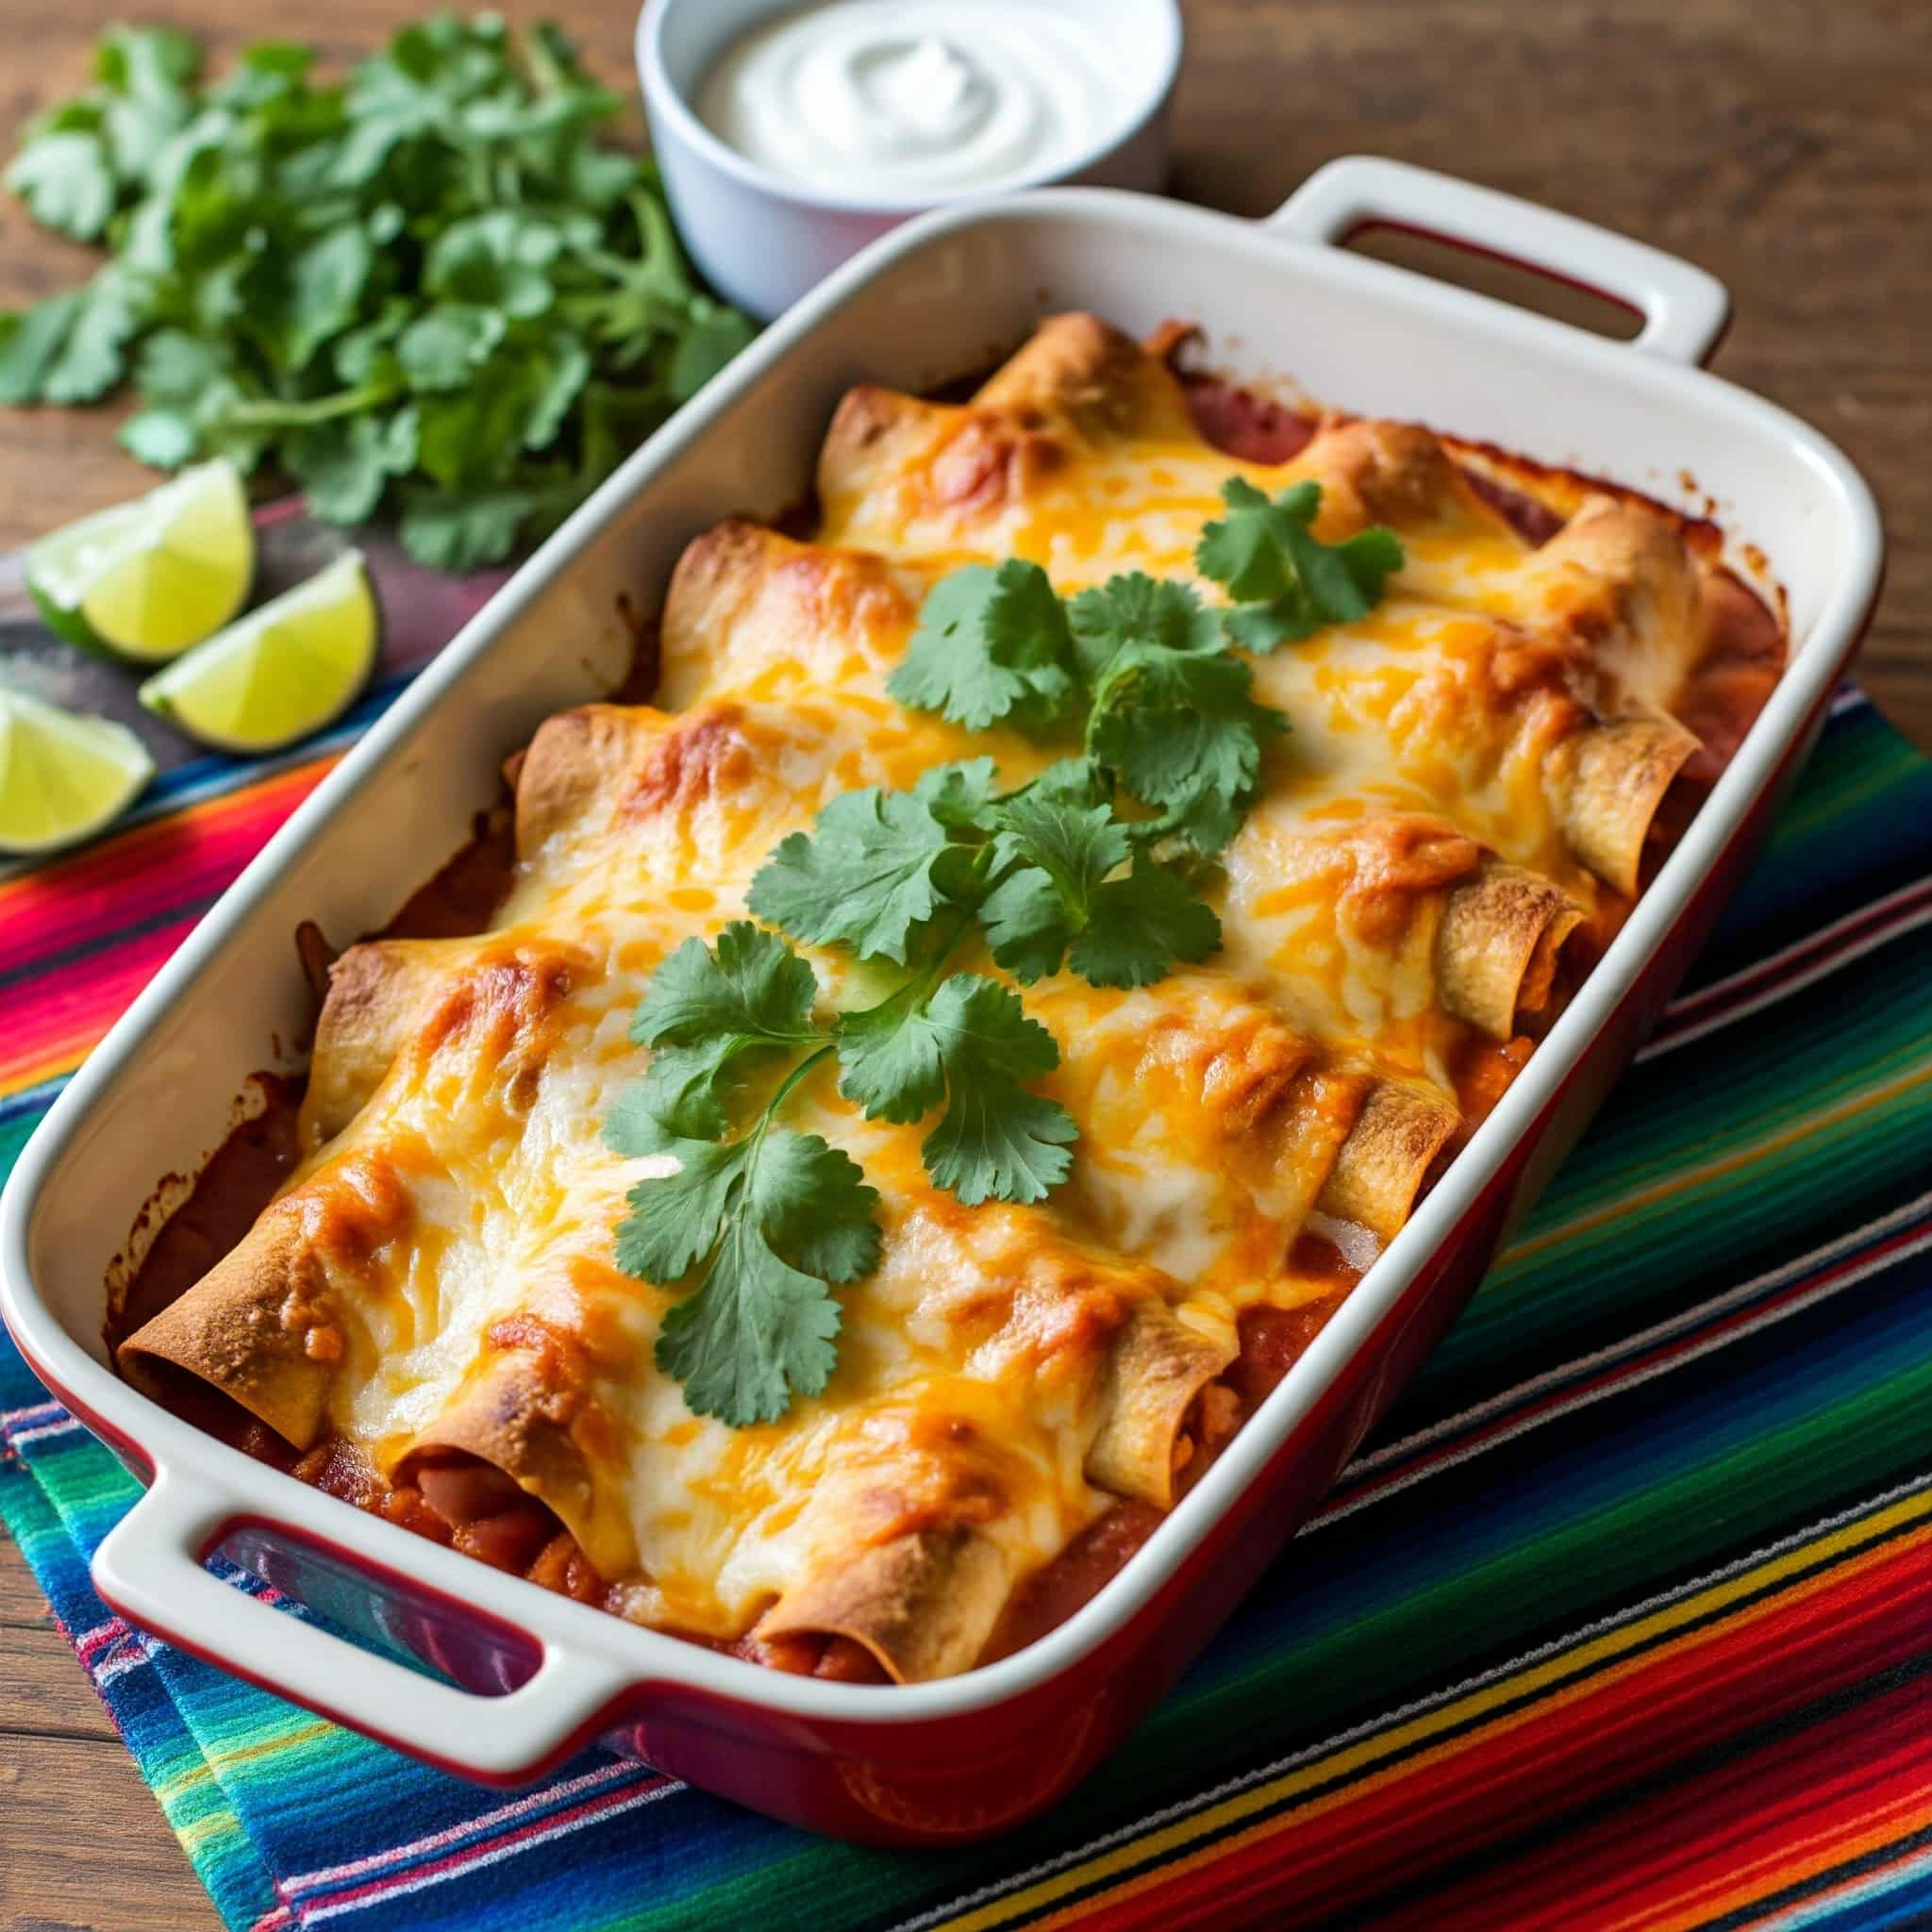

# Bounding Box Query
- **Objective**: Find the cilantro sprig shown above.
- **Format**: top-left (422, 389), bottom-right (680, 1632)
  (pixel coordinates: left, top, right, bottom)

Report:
top-left (0, 17), bottom-right (755, 568)
top-left (605, 921), bottom-right (1077, 1424)
top-left (890, 564), bottom-right (1282, 858)
top-left (1197, 477), bottom-right (1406, 650)
top-left (748, 758), bottom-right (1222, 991)
top-left (604, 926), bottom-right (875, 1427)
top-left (884, 481), bottom-right (1401, 852)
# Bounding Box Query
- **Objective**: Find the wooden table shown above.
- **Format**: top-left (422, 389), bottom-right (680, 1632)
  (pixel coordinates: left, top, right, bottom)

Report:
top-left (2, 3), bottom-right (1927, 1926)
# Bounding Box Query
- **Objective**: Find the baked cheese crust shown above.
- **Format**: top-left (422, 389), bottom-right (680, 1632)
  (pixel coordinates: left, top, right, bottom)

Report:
top-left (121, 315), bottom-right (1760, 1679)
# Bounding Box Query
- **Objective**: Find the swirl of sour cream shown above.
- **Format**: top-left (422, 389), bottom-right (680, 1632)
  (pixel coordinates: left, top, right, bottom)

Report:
top-left (695, 1), bottom-right (1121, 200)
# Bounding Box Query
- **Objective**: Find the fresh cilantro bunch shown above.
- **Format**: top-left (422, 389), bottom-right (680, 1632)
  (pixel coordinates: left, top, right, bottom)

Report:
top-left (0, 17), bottom-right (755, 568)
top-left (604, 920), bottom-right (1074, 1425)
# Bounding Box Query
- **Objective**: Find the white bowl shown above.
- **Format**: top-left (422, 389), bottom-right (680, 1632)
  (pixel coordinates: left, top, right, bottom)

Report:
top-left (637, 0), bottom-right (1184, 319)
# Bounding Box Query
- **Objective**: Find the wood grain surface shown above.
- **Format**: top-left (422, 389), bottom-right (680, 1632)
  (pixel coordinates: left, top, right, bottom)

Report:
top-left (2, 2), bottom-right (1927, 1926)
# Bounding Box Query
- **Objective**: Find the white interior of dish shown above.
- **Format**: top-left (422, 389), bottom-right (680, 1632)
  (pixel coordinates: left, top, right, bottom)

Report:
top-left (2, 188), bottom-right (1881, 1731)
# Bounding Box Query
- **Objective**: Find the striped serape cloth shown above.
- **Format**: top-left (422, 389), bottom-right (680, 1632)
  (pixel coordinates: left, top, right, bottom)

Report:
top-left (3, 658), bottom-right (1930, 1930)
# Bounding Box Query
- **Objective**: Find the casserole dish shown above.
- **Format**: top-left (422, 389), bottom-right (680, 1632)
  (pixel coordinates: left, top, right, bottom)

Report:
top-left (0, 158), bottom-right (1883, 1841)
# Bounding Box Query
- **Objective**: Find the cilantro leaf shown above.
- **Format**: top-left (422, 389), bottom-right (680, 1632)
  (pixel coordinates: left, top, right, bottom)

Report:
top-left (668, 298), bottom-right (756, 402)
top-left (916, 974), bottom-right (1077, 1207)
top-left (1087, 639), bottom-right (1285, 853)
top-left (753, 1128), bottom-right (883, 1287)
top-left (425, 211), bottom-right (560, 321)
top-left (913, 756), bottom-right (1000, 831)
top-left (889, 560), bottom-right (1081, 734)
top-left (607, 928), bottom-right (879, 1425)
top-left (396, 484), bottom-right (540, 569)
top-left (1066, 571), bottom-right (1224, 682)
top-left (94, 25), bottom-right (201, 180)
top-left (651, 1128), bottom-right (870, 1426)
top-left (836, 971), bottom-right (1075, 1203)
top-left (0, 293), bottom-right (83, 405)
top-left (131, 327), bottom-right (231, 407)
top-left (1197, 477), bottom-right (1406, 650)
top-left (609, 1111), bottom-right (877, 1427)
top-left (5, 131), bottom-right (117, 241)
top-left (977, 867), bottom-right (1074, 986)
top-left (1072, 855), bottom-right (1222, 989)
top-left (980, 793), bottom-right (1220, 988)
top-left (40, 270), bottom-right (141, 405)
top-left (397, 305), bottom-right (506, 391)
top-left (606, 1109), bottom-right (743, 1278)
top-left (992, 791), bottom-right (1128, 904)
top-left (834, 993), bottom-right (948, 1125)
top-left (632, 922), bottom-right (819, 1050)
top-left (1025, 756), bottom-right (1112, 808)
top-left (286, 408), bottom-right (418, 524)
top-left (625, 923), bottom-right (820, 1137)
top-left (521, 332), bottom-right (591, 450)
top-left (748, 786), bottom-right (958, 964)
top-left (118, 408), bottom-right (197, 468)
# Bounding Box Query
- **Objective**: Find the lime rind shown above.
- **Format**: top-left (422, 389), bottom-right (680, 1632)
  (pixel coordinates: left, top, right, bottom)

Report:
top-left (137, 551), bottom-right (379, 755)
top-left (26, 460), bottom-right (255, 662)
top-left (0, 689), bottom-right (155, 856)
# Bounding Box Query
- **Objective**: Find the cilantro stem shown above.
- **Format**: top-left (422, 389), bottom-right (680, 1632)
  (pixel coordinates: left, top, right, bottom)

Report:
top-left (216, 378), bottom-right (404, 428)
top-left (763, 1041), bottom-right (837, 1117)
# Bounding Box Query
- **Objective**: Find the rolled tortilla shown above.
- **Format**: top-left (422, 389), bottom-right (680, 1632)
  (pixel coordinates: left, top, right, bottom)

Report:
top-left (1084, 1297), bottom-right (1239, 1509)
top-left (972, 311), bottom-right (1196, 441)
top-left (307, 936), bottom-right (593, 1157)
top-left (511, 698), bottom-right (824, 891)
top-left (301, 940), bottom-right (458, 1147)
top-left (1435, 863), bottom-right (1583, 1040)
top-left (119, 1198), bottom-right (350, 1449)
top-left (658, 520), bottom-right (916, 710)
top-left (513, 701), bottom-right (683, 862)
top-left (1295, 433), bottom-right (1709, 769)
top-left (1294, 417), bottom-right (1524, 546)
top-left (1316, 1080), bottom-right (1463, 1243)
top-left (391, 1325), bottom-right (638, 1585)
top-left (1555, 711), bottom-right (1700, 899)
top-left (754, 1525), bottom-right (1010, 1683)
top-left (816, 312), bottom-right (1192, 530)
top-left (1226, 803), bottom-right (1583, 1051)
top-left (1528, 495), bottom-right (1703, 713)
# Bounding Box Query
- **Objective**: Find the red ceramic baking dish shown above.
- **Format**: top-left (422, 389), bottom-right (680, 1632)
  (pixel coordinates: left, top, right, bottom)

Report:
top-left (0, 158), bottom-right (1885, 1841)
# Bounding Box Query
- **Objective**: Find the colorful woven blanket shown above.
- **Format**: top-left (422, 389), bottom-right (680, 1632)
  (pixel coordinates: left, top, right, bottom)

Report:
top-left (3, 626), bottom-right (1929, 1929)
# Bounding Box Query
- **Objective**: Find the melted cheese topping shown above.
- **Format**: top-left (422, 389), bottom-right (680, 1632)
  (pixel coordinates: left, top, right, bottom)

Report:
top-left (266, 341), bottom-right (1702, 1648)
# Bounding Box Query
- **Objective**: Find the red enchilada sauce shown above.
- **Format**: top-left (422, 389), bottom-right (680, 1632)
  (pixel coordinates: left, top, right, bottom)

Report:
top-left (108, 359), bottom-right (1786, 1681)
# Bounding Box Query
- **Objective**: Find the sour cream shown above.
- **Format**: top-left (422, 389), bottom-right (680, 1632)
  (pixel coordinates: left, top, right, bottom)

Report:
top-left (695, 1), bottom-right (1124, 201)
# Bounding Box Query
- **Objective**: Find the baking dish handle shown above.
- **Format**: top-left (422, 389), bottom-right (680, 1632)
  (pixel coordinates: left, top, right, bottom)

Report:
top-left (92, 1472), bottom-right (631, 1780)
top-left (1265, 156), bottom-right (1731, 366)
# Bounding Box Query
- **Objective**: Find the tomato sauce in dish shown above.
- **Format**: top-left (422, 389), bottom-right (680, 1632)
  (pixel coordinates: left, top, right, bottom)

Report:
top-left (108, 1074), bottom-right (307, 1346)
top-left (1178, 373), bottom-right (1318, 465)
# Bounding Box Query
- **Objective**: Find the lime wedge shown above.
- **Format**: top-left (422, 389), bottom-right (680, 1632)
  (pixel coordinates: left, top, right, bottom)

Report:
top-left (27, 459), bottom-right (254, 662)
top-left (0, 689), bottom-right (154, 856)
top-left (138, 552), bottom-right (378, 755)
